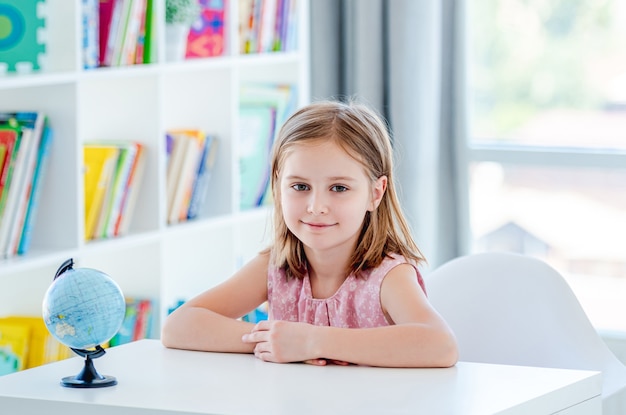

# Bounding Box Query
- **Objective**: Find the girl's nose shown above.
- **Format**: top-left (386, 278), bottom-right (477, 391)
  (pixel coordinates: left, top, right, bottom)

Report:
top-left (306, 191), bottom-right (328, 215)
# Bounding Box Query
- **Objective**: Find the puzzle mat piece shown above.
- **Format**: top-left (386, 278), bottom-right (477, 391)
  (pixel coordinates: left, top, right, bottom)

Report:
top-left (0, 0), bottom-right (47, 73)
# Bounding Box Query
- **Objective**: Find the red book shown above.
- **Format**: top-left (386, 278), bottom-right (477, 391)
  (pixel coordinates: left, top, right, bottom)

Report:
top-left (185, 0), bottom-right (227, 58)
top-left (0, 129), bottom-right (18, 196)
top-left (99, 0), bottom-right (116, 66)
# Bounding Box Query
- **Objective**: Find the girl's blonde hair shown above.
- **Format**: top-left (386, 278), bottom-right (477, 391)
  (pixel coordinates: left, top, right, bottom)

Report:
top-left (268, 100), bottom-right (424, 279)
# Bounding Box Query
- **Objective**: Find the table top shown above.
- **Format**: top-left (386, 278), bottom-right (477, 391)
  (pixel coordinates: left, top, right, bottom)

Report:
top-left (0, 339), bottom-right (601, 415)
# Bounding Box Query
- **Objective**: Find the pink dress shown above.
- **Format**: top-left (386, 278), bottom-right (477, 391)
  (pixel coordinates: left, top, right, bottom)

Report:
top-left (267, 254), bottom-right (425, 328)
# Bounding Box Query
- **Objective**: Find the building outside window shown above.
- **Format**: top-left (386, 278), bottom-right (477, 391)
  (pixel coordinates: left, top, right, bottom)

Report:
top-left (466, 0), bottom-right (626, 333)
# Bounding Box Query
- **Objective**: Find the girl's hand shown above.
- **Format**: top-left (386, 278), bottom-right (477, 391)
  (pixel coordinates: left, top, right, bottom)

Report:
top-left (241, 319), bottom-right (314, 363)
top-left (242, 320), bottom-right (346, 364)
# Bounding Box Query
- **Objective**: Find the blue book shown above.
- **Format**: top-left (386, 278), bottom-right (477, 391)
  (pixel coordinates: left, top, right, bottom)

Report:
top-left (187, 135), bottom-right (218, 220)
top-left (17, 125), bottom-right (53, 255)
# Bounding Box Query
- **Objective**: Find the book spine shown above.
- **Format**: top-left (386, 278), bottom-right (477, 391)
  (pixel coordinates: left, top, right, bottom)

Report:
top-left (17, 126), bottom-right (53, 255)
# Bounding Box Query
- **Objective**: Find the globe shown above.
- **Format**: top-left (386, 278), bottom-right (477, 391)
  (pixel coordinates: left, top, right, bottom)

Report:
top-left (42, 262), bottom-right (126, 350)
top-left (42, 258), bottom-right (126, 388)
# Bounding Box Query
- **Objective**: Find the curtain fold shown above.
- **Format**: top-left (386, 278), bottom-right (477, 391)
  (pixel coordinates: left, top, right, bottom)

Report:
top-left (310, 0), bottom-right (462, 268)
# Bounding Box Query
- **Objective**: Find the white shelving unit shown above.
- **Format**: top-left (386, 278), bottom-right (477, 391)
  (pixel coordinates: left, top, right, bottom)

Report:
top-left (0, 0), bottom-right (310, 334)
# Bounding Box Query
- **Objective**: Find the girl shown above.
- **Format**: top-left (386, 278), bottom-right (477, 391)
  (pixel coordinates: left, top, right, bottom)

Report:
top-left (161, 100), bottom-right (458, 368)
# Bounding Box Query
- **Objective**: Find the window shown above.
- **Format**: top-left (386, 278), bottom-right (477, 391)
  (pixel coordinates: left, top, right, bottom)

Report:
top-left (466, 0), bottom-right (626, 332)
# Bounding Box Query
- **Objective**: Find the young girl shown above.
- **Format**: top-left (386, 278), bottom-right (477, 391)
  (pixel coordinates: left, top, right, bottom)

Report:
top-left (161, 100), bottom-right (458, 368)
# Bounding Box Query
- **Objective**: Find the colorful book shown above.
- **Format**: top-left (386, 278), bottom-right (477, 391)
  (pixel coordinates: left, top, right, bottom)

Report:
top-left (114, 142), bottom-right (146, 236)
top-left (102, 0), bottom-right (126, 66)
top-left (0, 113), bottom-right (50, 257)
top-left (3, 113), bottom-right (47, 257)
top-left (0, 0), bottom-right (47, 72)
top-left (185, 0), bottom-right (227, 58)
top-left (0, 321), bottom-right (30, 375)
top-left (119, 0), bottom-right (146, 65)
top-left (0, 127), bottom-right (19, 217)
top-left (187, 135), bottom-right (219, 219)
top-left (109, 0), bottom-right (135, 66)
top-left (166, 130), bottom-right (205, 224)
top-left (109, 297), bottom-right (154, 346)
top-left (99, 142), bottom-right (138, 238)
top-left (133, 0), bottom-right (148, 64)
top-left (17, 125), bottom-right (53, 255)
top-left (82, 0), bottom-right (99, 69)
top-left (256, 0), bottom-right (277, 53)
top-left (83, 144), bottom-right (120, 240)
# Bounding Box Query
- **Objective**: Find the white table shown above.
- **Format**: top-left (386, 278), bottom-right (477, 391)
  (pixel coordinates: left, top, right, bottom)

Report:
top-left (0, 339), bottom-right (601, 414)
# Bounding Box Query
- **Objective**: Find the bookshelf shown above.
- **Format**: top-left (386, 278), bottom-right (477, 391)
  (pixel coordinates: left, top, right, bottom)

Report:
top-left (0, 0), bottom-right (310, 337)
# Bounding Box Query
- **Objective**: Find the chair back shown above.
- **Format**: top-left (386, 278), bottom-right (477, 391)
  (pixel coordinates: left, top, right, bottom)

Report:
top-left (425, 252), bottom-right (626, 404)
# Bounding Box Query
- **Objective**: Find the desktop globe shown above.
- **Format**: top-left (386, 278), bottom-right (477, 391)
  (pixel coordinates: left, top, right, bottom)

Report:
top-left (42, 258), bottom-right (126, 388)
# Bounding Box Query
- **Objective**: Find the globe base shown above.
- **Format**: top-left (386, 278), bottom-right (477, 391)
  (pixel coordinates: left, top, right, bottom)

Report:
top-left (61, 374), bottom-right (118, 388)
top-left (60, 345), bottom-right (118, 388)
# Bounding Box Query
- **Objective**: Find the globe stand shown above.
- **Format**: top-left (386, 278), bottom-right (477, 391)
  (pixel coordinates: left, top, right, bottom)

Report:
top-left (61, 345), bottom-right (117, 388)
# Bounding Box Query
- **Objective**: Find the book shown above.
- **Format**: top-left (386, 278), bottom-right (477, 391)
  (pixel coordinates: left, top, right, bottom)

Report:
top-left (187, 135), bottom-right (219, 219)
top-left (102, 0), bottom-right (126, 66)
top-left (0, 113), bottom-right (47, 257)
top-left (99, 0), bottom-right (117, 66)
top-left (82, 0), bottom-right (99, 69)
top-left (114, 142), bottom-right (146, 236)
top-left (0, 0), bottom-right (47, 72)
top-left (98, 142), bottom-right (138, 238)
top-left (109, 297), bottom-right (154, 346)
top-left (141, 0), bottom-right (157, 63)
top-left (0, 321), bottom-right (30, 375)
top-left (0, 316), bottom-right (70, 370)
top-left (3, 113), bottom-right (47, 257)
top-left (17, 125), bottom-right (53, 255)
top-left (165, 133), bottom-right (188, 223)
top-left (133, 0), bottom-right (148, 64)
top-left (238, 83), bottom-right (296, 209)
top-left (166, 130), bottom-right (205, 224)
top-left (238, 104), bottom-right (276, 210)
top-left (109, 0), bottom-right (135, 66)
top-left (185, 0), bottom-right (227, 59)
top-left (119, 0), bottom-right (146, 65)
top-left (256, 0), bottom-right (277, 53)
top-left (238, 0), bottom-right (255, 54)
top-left (83, 144), bottom-right (120, 240)
top-left (0, 127), bottom-right (19, 217)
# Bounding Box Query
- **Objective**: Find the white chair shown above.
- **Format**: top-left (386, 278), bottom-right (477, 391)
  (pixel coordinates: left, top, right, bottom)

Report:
top-left (425, 252), bottom-right (626, 414)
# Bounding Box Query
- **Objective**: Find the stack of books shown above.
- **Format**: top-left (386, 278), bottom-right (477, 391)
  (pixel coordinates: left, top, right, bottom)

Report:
top-left (83, 141), bottom-right (146, 241)
top-left (82, 0), bottom-right (157, 68)
top-left (166, 129), bottom-right (219, 224)
top-left (0, 316), bottom-right (72, 376)
top-left (108, 297), bottom-right (155, 347)
top-left (239, 0), bottom-right (299, 54)
top-left (0, 112), bottom-right (53, 258)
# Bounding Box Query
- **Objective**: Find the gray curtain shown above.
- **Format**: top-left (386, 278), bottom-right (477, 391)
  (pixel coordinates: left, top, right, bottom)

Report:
top-left (310, 0), bottom-right (463, 269)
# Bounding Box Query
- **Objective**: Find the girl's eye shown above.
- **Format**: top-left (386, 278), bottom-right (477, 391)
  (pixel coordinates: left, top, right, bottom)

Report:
top-left (331, 185), bottom-right (348, 193)
top-left (292, 183), bottom-right (309, 191)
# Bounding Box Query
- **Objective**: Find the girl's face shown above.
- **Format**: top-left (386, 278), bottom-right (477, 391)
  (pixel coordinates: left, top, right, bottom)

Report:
top-left (279, 140), bottom-right (386, 255)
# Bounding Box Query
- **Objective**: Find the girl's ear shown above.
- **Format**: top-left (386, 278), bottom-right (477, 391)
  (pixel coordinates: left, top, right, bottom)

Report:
top-left (369, 175), bottom-right (388, 211)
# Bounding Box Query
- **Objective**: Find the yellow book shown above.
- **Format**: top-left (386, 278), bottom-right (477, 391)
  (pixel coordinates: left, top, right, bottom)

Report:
top-left (0, 316), bottom-right (71, 369)
top-left (83, 145), bottom-right (120, 240)
top-left (0, 320), bottom-right (30, 375)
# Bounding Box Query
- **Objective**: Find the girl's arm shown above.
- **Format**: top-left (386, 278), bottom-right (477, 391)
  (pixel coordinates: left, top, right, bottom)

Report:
top-left (243, 263), bottom-right (458, 367)
top-left (161, 252), bottom-right (270, 353)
